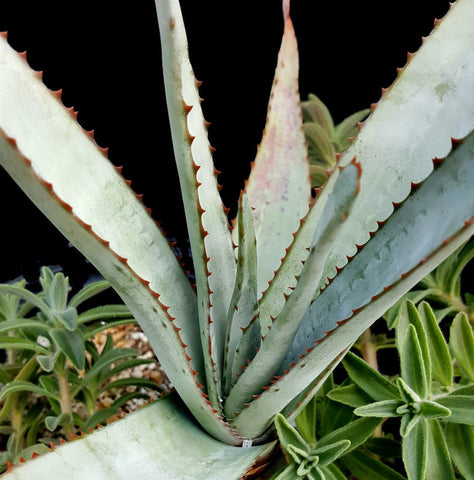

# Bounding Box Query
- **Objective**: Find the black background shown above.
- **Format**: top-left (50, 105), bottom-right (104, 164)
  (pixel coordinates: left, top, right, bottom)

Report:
top-left (0, 0), bottom-right (454, 286)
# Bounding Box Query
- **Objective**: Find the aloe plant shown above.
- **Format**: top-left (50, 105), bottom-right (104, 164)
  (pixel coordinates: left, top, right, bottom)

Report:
top-left (0, 0), bottom-right (473, 477)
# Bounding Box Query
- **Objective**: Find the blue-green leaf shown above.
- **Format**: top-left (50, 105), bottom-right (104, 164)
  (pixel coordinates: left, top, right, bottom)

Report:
top-left (450, 311), bottom-right (474, 381)
top-left (50, 328), bottom-right (85, 371)
top-left (445, 423), bottom-right (474, 479)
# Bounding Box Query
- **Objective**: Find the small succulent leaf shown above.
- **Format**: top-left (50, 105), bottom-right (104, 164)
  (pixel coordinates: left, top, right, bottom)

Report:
top-left (445, 423), bottom-right (474, 479)
top-left (226, 162), bottom-right (359, 416)
top-left (0, 380), bottom-right (58, 402)
top-left (449, 383), bottom-right (474, 396)
top-left (83, 407), bottom-right (119, 430)
top-left (321, 0), bottom-right (474, 283)
top-left (402, 417), bottom-right (427, 480)
top-left (383, 289), bottom-right (434, 330)
top-left (75, 348), bottom-right (140, 392)
top-left (317, 417), bottom-right (381, 454)
top-left (449, 311), bottom-right (474, 381)
top-left (44, 412), bottom-right (72, 432)
top-left (333, 108), bottom-right (370, 152)
top-left (354, 399), bottom-right (404, 418)
top-left (287, 130), bottom-right (474, 369)
top-left (50, 328), bottom-right (85, 371)
top-left (342, 352), bottom-right (400, 402)
top-left (0, 394), bottom-right (275, 480)
top-left (418, 400), bottom-right (451, 419)
top-left (396, 378), bottom-right (421, 404)
top-left (365, 436), bottom-right (402, 459)
top-left (274, 413), bottom-right (309, 456)
top-left (52, 306), bottom-right (79, 331)
top-left (243, 0), bottom-right (311, 296)
top-left (272, 463), bottom-right (299, 480)
top-left (436, 395), bottom-right (474, 425)
top-left (99, 377), bottom-right (163, 394)
top-left (36, 351), bottom-right (60, 372)
top-left (68, 279), bottom-right (111, 309)
top-left (295, 394), bottom-right (317, 445)
top-left (301, 94), bottom-right (334, 135)
top-left (314, 439), bottom-right (351, 466)
top-left (0, 335), bottom-right (50, 355)
top-left (417, 301), bottom-right (453, 387)
top-left (77, 304), bottom-right (133, 324)
top-left (400, 412), bottom-right (422, 439)
top-left (47, 272), bottom-right (70, 311)
top-left (0, 284), bottom-right (52, 322)
top-left (424, 419), bottom-right (456, 480)
top-left (400, 325), bottom-right (428, 399)
top-left (326, 383), bottom-right (373, 408)
top-left (0, 318), bottom-right (49, 334)
top-left (305, 122), bottom-right (336, 168)
top-left (341, 450), bottom-right (406, 480)
top-left (322, 464), bottom-right (347, 480)
top-left (223, 193), bottom-right (259, 392)
top-left (396, 301), bottom-right (431, 390)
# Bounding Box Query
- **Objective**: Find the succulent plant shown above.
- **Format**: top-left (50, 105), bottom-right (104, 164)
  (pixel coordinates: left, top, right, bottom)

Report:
top-left (0, 0), bottom-right (473, 478)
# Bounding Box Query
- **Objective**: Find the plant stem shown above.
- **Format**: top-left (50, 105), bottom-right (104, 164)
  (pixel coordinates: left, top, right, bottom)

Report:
top-left (360, 328), bottom-right (383, 438)
top-left (57, 365), bottom-right (74, 440)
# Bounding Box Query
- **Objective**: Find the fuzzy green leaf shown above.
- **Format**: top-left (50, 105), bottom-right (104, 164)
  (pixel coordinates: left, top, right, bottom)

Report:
top-left (425, 419), bottom-right (455, 480)
top-left (0, 380), bottom-right (58, 402)
top-left (317, 417), bottom-right (381, 454)
top-left (449, 311), bottom-right (474, 381)
top-left (327, 383), bottom-right (373, 408)
top-left (45, 412), bottom-right (72, 432)
top-left (402, 417), bottom-right (427, 480)
top-left (342, 450), bottom-right (406, 480)
top-left (342, 352), bottom-right (400, 401)
top-left (295, 395), bottom-right (317, 445)
top-left (436, 395), bottom-right (474, 425)
top-left (354, 400), bottom-right (404, 418)
top-left (418, 301), bottom-right (453, 387)
top-left (274, 413), bottom-right (309, 455)
top-left (400, 325), bottom-right (428, 400)
top-left (69, 279), bottom-right (111, 308)
top-left (50, 328), bottom-right (85, 371)
top-left (315, 440), bottom-right (351, 466)
top-left (445, 423), bottom-right (474, 479)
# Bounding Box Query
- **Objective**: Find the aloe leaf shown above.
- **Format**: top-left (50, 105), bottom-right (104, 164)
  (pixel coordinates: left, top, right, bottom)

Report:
top-left (321, 0), bottom-right (474, 283)
top-left (402, 417), bottom-right (427, 480)
top-left (225, 161), bottom-right (359, 416)
top-left (424, 419), bottom-right (455, 480)
top-left (155, 0), bottom-right (236, 411)
top-left (0, 27), bottom-right (240, 443)
top-left (342, 450), bottom-right (406, 480)
top-left (445, 423), bottom-right (474, 479)
top-left (232, 131), bottom-right (474, 439)
top-left (418, 301), bottom-right (453, 387)
top-left (223, 194), bottom-right (259, 392)
top-left (242, 0), bottom-right (311, 296)
top-left (0, 394), bottom-right (275, 480)
top-left (449, 311), bottom-right (474, 381)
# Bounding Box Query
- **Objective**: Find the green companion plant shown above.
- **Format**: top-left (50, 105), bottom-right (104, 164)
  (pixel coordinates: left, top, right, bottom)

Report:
top-left (0, 0), bottom-right (473, 478)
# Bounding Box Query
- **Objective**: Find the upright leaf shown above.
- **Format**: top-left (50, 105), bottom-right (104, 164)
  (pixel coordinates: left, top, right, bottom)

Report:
top-left (243, 0), bottom-right (311, 295)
